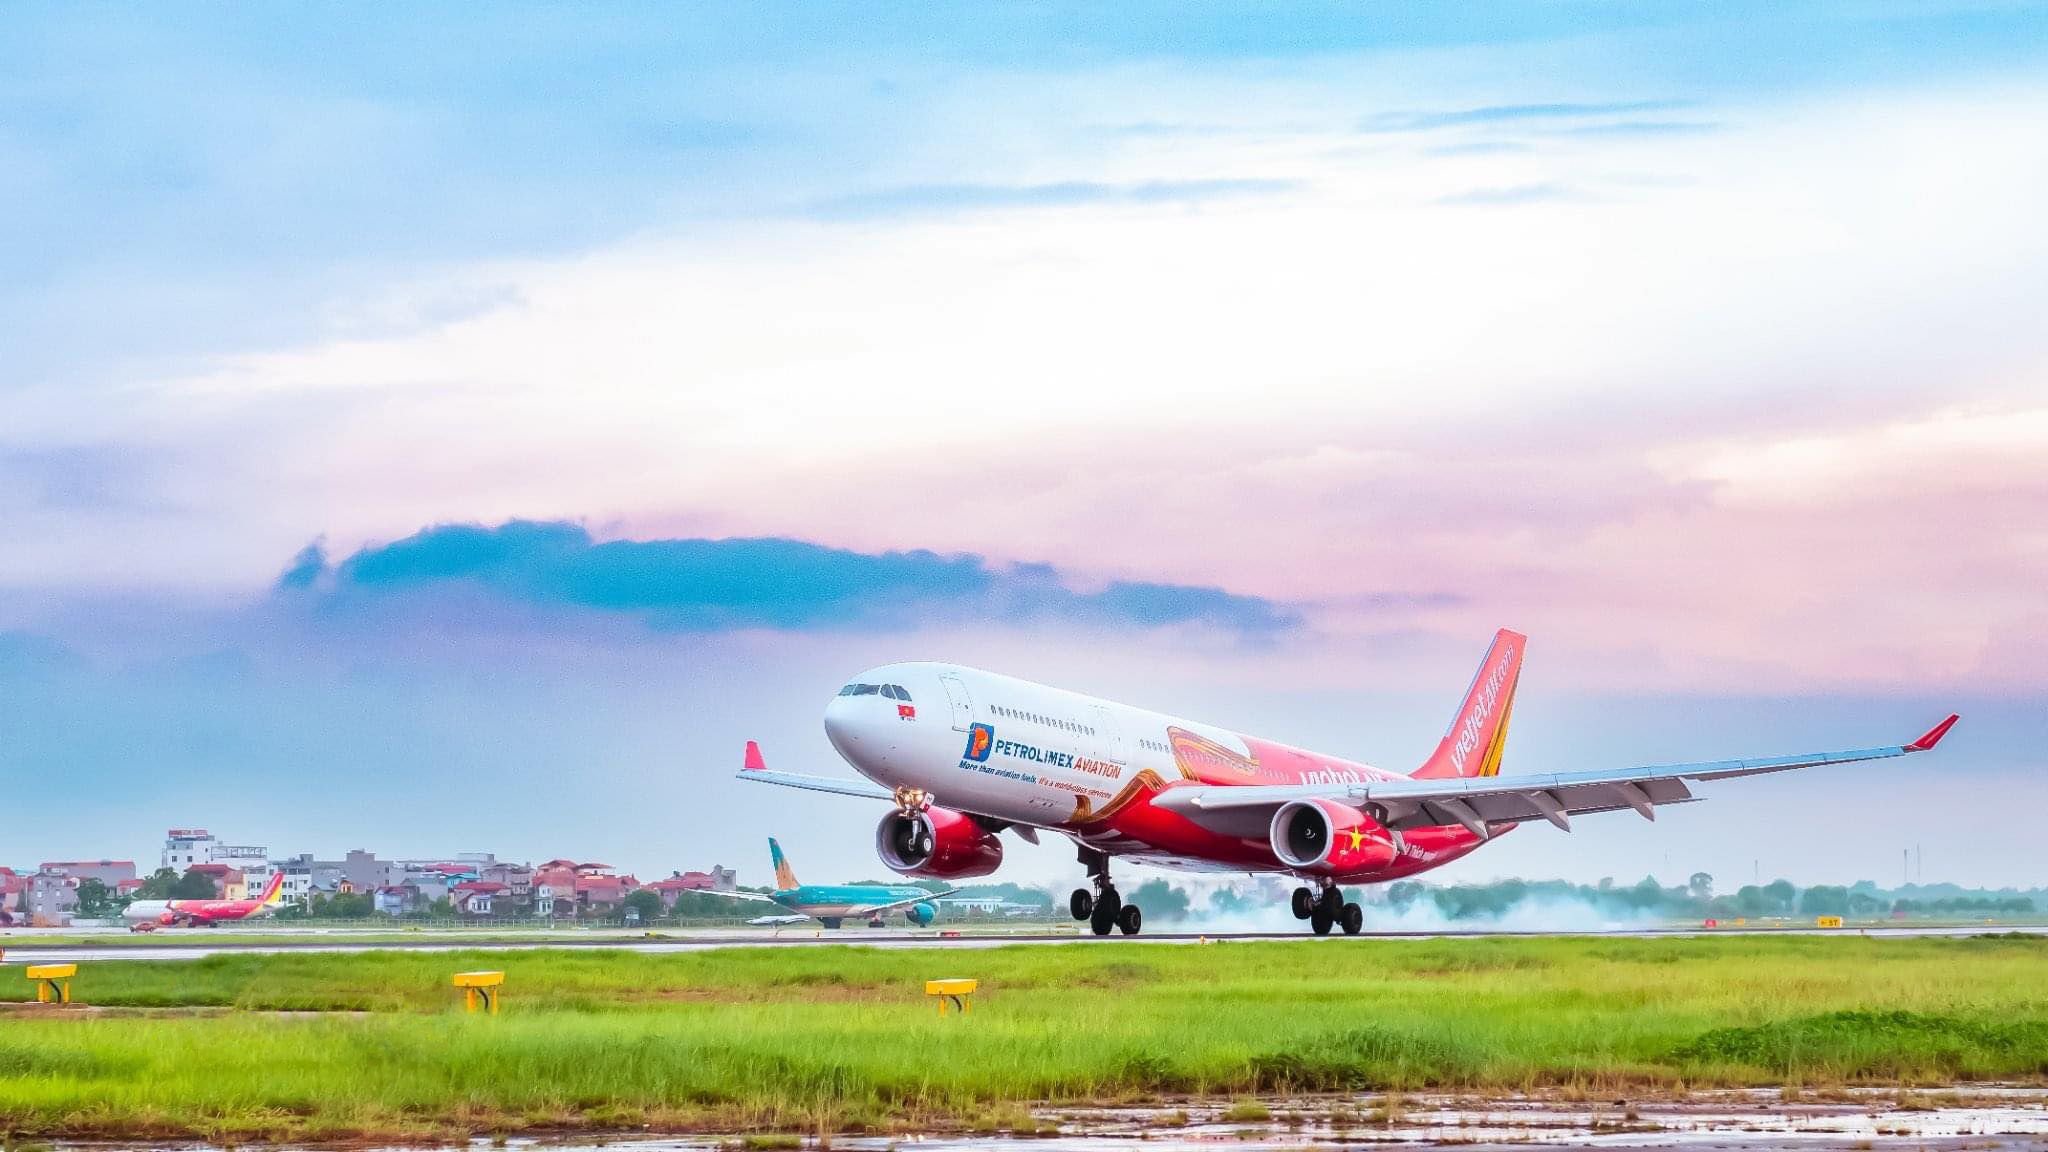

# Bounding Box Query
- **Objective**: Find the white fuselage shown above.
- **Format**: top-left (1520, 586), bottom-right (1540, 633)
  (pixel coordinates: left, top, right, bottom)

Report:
top-left (823, 660), bottom-right (1394, 865)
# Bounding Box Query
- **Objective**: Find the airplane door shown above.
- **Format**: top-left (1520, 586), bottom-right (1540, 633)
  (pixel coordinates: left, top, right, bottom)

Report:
top-left (1089, 705), bottom-right (1126, 764)
top-left (938, 674), bottom-right (975, 732)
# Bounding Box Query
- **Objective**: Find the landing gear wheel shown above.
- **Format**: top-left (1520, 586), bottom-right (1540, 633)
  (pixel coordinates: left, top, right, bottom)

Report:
top-left (1340, 902), bottom-right (1364, 936)
top-left (1117, 904), bottom-right (1143, 935)
top-left (1089, 888), bottom-right (1122, 936)
top-left (1320, 886), bottom-right (1345, 918)
top-left (1291, 886), bottom-right (1315, 920)
top-left (1070, 888), bottom-right (1094, 921)
top-left (1310, 905), bottom-right (1334, 935)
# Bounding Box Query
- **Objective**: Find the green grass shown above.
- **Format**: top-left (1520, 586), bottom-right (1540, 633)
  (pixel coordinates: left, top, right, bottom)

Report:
top-left (0, 936), bottom-right (2044, 1142)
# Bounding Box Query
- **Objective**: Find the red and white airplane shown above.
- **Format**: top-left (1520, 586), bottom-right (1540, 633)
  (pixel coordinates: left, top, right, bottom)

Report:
top-left (741, 630), bottom-right (1957, 936)
top-left (123, 871), bottom-right (288, 928)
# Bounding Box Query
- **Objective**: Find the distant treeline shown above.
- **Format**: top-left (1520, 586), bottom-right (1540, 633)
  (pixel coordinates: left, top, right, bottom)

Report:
top-left (1062, 875), bottom-right (2041, 923)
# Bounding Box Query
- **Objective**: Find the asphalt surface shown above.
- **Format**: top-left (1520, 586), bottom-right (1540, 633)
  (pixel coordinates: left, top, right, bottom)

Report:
top-left (4, 922), bottom-right (2041, 963)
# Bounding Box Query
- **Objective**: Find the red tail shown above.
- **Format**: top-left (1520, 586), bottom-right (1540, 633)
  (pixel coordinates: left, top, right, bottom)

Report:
top-left (1413, 629), bottom-right (1525, 779)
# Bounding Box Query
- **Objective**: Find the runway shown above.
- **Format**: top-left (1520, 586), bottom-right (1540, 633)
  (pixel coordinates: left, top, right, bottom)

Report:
top-left (5, 922), bottom-right (2040, 963)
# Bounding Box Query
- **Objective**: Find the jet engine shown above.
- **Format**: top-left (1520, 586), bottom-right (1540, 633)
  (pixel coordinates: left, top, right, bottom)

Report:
top-left (904, 901), bottom-right (938, 926)
top-left (1270, 798), bottom-right (1398, 874)
top-left (876, 805), bottom-right (1003, 879)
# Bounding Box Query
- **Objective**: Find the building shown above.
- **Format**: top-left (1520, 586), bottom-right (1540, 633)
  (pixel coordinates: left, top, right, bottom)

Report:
top-left (340, 850), bottom-right (401, 892)
top-left (186, 862), bottom-right (246, 898)
top-left (453, 880), bottom-right (507, 916)
top-left (645, 868), bottom-right (737, 910)
top-left (162, 829), bottom-right (215, 871)
top-left (40, 860), bottom-right (137, 887)
top-left (162, 829), bottom-right (268, 873)
top-left (0, 868), bottom-right (24, 923)
top-left (25, 869), bottom-right (79, 924)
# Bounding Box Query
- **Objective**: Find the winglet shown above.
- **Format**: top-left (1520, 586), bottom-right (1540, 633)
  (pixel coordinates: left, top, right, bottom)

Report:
top-left (744, 740), bottom-right (768, 771)
top-left (1905, 714), bottom-right (1959, 752)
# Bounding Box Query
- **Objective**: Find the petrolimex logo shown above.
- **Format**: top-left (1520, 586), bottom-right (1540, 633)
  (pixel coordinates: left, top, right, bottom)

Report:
top-left (963, 723), bottom-right (995, 763)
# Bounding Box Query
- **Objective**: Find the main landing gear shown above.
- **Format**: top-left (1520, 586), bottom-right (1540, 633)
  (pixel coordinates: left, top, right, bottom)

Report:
top-left (1292, 883), bottom-right (1363, 936)
top-left (1070, 848), bottom-right (1142, 936)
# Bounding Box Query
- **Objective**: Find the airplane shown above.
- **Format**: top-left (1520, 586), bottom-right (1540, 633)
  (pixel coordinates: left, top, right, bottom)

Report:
top-left (123, 870), bottom-right (288, 928)
top-left (739, 629), bottom-right (1959, 937)
top-left (715, 837), bottom-right (949, 929)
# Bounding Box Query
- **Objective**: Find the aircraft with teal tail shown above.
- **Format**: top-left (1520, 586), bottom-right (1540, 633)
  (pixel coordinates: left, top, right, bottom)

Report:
top-left (728, 838), bottom-right (949, 928)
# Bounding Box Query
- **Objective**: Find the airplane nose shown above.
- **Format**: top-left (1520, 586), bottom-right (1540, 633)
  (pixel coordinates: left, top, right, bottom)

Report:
top-left (823, 695), bottom-right (860, 758)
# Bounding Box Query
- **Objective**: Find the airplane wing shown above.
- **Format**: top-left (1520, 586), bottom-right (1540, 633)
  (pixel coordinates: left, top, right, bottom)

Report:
top-left (690, 889), bottom-right (781, 905)
top-left (735, 740), bottom-right (895, 801)
top-left (1152, 714), bottom-right (1959, 838)
top-left (840, 889), bottom-right (951, 916)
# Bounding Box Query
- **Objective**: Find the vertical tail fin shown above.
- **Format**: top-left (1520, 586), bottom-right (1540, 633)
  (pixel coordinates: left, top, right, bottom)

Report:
top-left (768, 838), bottom-right (800, 891)
top-left (1413, 629), bottom-right (1525, 779)
top-left (259, 870), bottom-right (286, 906)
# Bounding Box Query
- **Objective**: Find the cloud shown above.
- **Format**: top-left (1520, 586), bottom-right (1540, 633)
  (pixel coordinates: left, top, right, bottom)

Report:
top-left (806, 178), bottom-right (1298, 220)
top-left (1434, 181), bottom-right (1579, 205)
top-left (288, 520), bottom-right (1301, 637)
top-left (1364, 100), bottom-right (1691, 133)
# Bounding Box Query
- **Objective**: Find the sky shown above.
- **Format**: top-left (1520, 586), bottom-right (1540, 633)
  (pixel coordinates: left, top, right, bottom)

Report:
top-left (3, 3), bottom-right (2045, 895)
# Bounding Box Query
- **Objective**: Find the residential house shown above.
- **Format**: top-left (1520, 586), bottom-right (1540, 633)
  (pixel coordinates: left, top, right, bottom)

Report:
top-left (453, 880), bottom-right (507, 916)
top-left (25, 869), bottom-right (79, 924)
top-left (186, 862), bottom-right (246, 899)
top-left (39, 860), bottom-right (138, 887)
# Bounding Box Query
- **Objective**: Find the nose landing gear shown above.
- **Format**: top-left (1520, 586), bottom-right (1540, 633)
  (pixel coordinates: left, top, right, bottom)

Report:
top-left (1070, 848), bottom-right (1142, 935)
top-left (1291, 883), bottom-right (1363, 936)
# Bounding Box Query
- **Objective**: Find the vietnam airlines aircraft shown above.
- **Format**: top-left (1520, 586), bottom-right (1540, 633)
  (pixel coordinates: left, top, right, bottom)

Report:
top-left (123, 870), bottom-right (288, 928)
top-left (719, 837), bottom-right (948, 928)
top-left (741, 629), bottom-right (1958, 937)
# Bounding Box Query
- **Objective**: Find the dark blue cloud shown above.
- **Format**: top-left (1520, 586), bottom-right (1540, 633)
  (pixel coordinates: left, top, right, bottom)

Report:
top-left (276, 540), bottom-right (327, 590)
top-left (289, 520), bottom-right (1299, 637)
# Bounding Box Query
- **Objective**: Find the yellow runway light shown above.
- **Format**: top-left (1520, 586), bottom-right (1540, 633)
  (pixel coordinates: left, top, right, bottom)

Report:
top-left (453, 970), bottom-right (505, 1014)
top-left (925, 978), bottom-right (977, 1015)
top-left (26, 963), bottom-right (77, 1005)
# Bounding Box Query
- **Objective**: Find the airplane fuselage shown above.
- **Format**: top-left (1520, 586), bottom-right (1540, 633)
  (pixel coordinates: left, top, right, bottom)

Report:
top-left (824, 661), bottom-right (1494, 882)
top-left (122, 898), bottom-right (276, 926)
top-left (772, 884), bottom-right (937, 920)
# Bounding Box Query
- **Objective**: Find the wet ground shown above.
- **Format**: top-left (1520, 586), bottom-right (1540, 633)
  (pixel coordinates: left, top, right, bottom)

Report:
top-left (65, 1088), bottom-right (2046, 1151)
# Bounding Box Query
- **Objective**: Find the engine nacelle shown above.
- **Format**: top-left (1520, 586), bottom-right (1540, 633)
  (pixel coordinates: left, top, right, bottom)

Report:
top-left (904, 901), bottom-right (937, 927)
top-left (876, 806), bottom-right (1003, 880)
top-left (1271, 798), bottom-right (1398, 875)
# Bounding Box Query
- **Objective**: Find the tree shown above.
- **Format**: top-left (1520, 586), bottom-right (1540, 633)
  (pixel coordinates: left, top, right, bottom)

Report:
top-left (136, 867), bottom-right (179, 900)
top-left (171, 869), bottom-right (218, 900)
top-left (1734, 885), bottom-right (1769, 917)
top-left (1687, 872), bottom-right (1714, 901)
top-left (623, 889), bottom-right (665, 923)
top-left (1127, 878), bottom-right (1190, 921)
top-left (1799, 885), bottom-right (1850, 917)
top-left (75, 878), bottom-right (112, 916)
top-left (1763, 879), bottom-right (1797, 914)
top-left (319, 892), bottom-right (373, 918)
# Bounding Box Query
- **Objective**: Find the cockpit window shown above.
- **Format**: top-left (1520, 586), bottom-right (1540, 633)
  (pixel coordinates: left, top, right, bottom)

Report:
top-left (887, 685), bottom-right (912, 702)
top-left (839, 683), bottom-right (882, 696)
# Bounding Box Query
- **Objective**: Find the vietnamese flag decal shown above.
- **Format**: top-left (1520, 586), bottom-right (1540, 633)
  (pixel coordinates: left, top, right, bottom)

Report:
top-left (898, 703), bottom-right (916, 719)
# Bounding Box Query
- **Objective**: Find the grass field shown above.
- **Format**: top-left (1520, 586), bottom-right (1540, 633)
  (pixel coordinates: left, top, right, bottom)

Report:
top-left (2, 935), bottom-right (2045, 1142)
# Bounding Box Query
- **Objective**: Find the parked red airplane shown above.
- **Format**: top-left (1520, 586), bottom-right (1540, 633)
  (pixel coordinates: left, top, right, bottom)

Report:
top-left (741, 629), bottom-right (1958, 936)
top-left (123, 870), bottom-right (287, 928)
